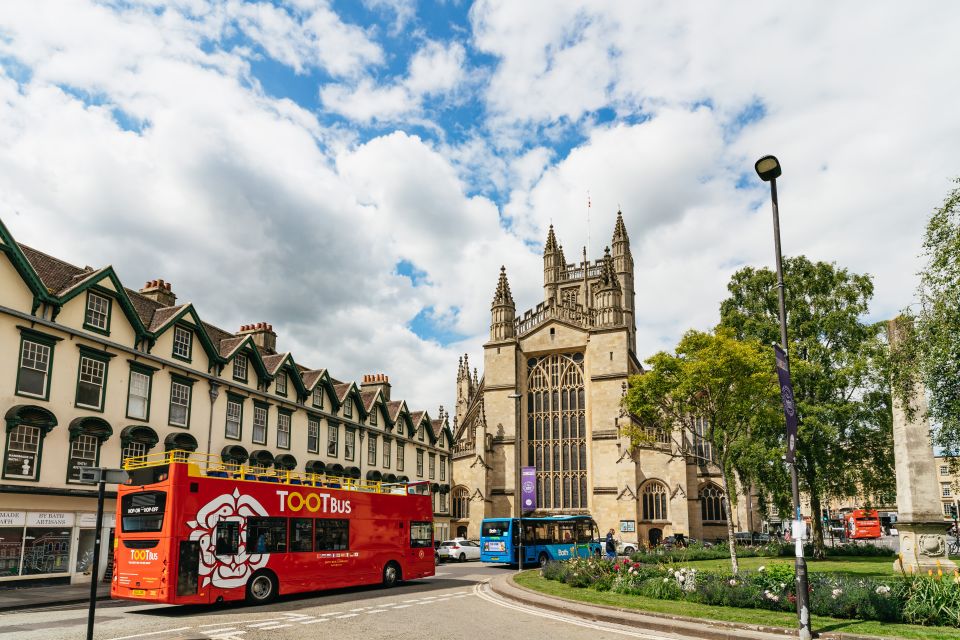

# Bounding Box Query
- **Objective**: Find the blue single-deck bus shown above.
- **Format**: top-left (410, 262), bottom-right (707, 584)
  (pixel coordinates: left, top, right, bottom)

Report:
top-left (480, 515), bottom-right (602, 566)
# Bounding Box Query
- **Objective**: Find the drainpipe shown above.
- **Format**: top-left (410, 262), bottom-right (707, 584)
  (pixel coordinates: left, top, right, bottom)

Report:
top-left (206, 382), bottom-right (221, 456)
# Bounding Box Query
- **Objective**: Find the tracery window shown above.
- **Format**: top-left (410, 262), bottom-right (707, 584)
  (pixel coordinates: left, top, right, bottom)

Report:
top-left (452, 486), bottom-right (470, 519)
top-left (699, 484), bottom-right (726, 522)
top-left (641, 481), bottom-right (668, 521)
top-left (692, 416), bottom-right (713, 463)
top-left (526, 352), bottom-right (587, 510)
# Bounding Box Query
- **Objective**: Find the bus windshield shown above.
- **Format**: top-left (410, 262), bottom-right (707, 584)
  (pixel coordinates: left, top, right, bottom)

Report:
top-left (121, 491), bottom-right (166, 532)
top-left (481, 521), bottom-right (510, 537)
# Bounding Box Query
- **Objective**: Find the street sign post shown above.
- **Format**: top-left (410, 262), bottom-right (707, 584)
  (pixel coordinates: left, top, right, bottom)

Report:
top-left (78, 467), bottom-right (128, 640)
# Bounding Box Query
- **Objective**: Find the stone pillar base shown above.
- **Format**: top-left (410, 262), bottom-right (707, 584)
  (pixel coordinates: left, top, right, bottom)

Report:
top-left (894, 521), bottom-right (957, 574)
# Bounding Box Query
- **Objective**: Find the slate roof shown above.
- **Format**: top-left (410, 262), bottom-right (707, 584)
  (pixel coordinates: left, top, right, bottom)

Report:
top-left (430, 419), bottom-right (445, 440)
top-left (125, 287), bottom-right (163, 327)
top-left (19, 244), bottom-right (89, 294)
top-left (217, 336), bottom-right (246, 358)
top-left (332, 383), bottom-right (352, 402)
top-left (409, 410), bottom-right (426, 425)
top-left (386, 401), bottom-right (404, 421)
top-left (360, 389), bottom-right (379, 411)
top-left (301, 369), bottom-right (325, 390)
top-left (148, 304), bottom-right (186, 332)
top-left (261, 354), bottom-right (288, 375)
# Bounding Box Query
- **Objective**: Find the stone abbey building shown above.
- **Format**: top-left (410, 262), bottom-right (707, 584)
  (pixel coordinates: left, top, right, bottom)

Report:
top-left (451, 212), bottom-right (758, 545)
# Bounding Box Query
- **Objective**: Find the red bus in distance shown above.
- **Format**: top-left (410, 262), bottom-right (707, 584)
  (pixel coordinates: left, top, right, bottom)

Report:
top-left (845, 509), bottom-right (882, 540)
top-left (112, 451), bottom-right (434, 605)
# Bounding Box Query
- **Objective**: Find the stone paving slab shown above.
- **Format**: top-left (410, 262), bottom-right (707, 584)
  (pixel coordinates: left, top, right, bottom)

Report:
top-left (0, 581), bottom-right (110, 612)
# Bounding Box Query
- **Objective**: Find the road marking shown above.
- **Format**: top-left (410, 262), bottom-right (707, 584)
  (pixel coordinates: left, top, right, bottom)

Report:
top-left (299, 619), bottom-right (329, 624)
top-left (349, 607), bottom-right (368, 611)
top-left (200, 629), bottom-right (237, 635)
top-left (390, 604), bottom-right (412, 609)
top-left (366, 609), bottom-right (388, 614)
top-left (200, 622), bottom-right (241, 627)
top-left (473, 582), bottom-right (672, 639)
top-left (402, 599), bottom-right (421, 603)
top-left (335, 613), bottom-right (359, 619)
top-left (248, 620), bottom-right (294, 628)
top-left (105, 627), bottom-right (192, 640)
top-left (320, 611), bottom-right (343, 616)
top-left (256, 624), bottom-right (293, 630)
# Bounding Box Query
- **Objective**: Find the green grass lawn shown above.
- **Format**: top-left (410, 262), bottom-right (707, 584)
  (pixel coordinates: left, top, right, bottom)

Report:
top-left (670, 554), bottom-right (897, 579)
top-left (515, 571), bottom-right (960, 640)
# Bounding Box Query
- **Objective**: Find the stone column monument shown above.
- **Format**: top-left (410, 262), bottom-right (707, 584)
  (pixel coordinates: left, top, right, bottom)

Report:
top-left (888, 319), bottom-right (956, 573)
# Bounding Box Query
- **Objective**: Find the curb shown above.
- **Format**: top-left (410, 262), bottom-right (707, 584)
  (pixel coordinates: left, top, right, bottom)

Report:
top-left (0, 593), bottom-right (111, 613)
top-left (491, 573), bottom-right (889, 640)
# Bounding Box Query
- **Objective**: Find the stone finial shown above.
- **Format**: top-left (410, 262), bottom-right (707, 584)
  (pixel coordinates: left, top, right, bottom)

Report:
top-left (492, 266), bottom-right (514, 307)
top-left (544, 224), bottom-right (558, 254)
top-left (598, 246), bottom-right (620, 289)
top-left (558, 244), bottom-right (566, 268)
top-left (612, 209), bottom-right (629, 242)
top-left (472, 367), bottom-right (479, 388)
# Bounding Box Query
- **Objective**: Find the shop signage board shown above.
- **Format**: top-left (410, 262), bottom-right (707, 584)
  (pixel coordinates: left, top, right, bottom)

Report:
top-left (0, 511), bottom-right (25, 527)
top-left (27, 512), bottom-right (75, 527)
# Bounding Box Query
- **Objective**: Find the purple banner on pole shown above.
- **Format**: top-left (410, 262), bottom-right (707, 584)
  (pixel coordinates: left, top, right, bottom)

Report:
top-left (774, 344), bottom-right (798, 464)
top-left (521, 466), bottom-right (537, 512)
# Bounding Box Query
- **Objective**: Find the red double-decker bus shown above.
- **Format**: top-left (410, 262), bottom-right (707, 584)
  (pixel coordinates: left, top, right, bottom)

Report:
top-left (845, 509), bottom-right (882, 540)
top-left (112, 451), bottom-right (434, 605)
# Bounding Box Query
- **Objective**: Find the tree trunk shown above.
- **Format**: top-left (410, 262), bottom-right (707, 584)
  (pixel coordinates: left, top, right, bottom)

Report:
top-left (720, 470), bottom-right (739, 574)
top-left (808, 486), bottom-right (826, 560)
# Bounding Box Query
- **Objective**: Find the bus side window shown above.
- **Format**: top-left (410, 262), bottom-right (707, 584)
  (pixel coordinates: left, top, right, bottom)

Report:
top-left (291, 518), bottom-right (314, 552)
top-left (316, 519), bottom-right (350, 551)
top-left (247, 517), bottom-right (288, 553)
top-left (559, 523), bottom-right (574, 542)
top-left (215, 521), bottom-right (240, 556)
top-left (577, 520), bottom-right (592, 543)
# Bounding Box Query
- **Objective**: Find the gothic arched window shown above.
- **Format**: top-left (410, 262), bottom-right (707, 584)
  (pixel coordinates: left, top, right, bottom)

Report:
top-left (641, 481), bottom-right (668, 521)
top-left (699, 484), bottom-right (726, 522)
top-left (452, 486), bottom-right (470, 519)
top-left (526, 352), bottom-right (586, 510)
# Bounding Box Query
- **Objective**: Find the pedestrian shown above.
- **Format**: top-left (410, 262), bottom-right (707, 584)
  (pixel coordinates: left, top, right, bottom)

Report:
top-left (605, 528), bottom-right (617, 560)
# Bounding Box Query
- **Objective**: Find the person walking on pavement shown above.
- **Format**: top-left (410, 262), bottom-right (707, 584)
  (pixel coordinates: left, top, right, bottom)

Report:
top-left (605, 528), bottom-right (617, 560)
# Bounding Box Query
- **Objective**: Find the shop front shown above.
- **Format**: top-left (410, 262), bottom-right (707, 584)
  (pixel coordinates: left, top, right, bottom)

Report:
top-left (0, 508), bottom-right (115, 585)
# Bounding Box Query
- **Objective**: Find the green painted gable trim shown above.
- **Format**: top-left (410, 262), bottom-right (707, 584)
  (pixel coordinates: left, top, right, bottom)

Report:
top-left (55, 266), bottom-right (150, 345)
top-left (0, 218), bottom-right (60, 313)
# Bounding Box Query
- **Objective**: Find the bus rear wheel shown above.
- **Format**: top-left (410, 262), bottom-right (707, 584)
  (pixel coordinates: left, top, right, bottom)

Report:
top-left (383, 561), bottom-right (401, 588)
top-left (538, 553), bottom-right (549, 568)
top-left (246, 570), bottom-right (277, 604)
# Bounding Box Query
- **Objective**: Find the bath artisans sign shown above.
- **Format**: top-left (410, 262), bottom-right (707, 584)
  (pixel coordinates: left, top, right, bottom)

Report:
top-left (27, 512), bottom-right (75, 527)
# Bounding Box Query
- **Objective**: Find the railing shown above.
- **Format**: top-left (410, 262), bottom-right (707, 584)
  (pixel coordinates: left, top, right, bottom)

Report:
top-left (122, 450), bottom-right (413, 495)
top-left (515, 300), bottom-right (597, 336)
top-left (452, 440), bottom-right (475, 459)
top-left (558, 263), bottom-right (603, 282)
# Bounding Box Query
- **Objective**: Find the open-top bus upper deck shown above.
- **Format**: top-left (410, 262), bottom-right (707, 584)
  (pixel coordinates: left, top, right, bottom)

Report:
top-left (113, 450), bottom-right (434, 605)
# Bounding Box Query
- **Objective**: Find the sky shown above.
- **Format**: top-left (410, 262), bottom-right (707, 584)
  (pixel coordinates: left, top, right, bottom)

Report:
top-left (1, 1), bottom-right (959, 415)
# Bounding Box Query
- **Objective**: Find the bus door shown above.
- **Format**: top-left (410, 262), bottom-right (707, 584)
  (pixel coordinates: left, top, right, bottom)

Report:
top-left (521, 522), bottom-right (538, 565)
top-left (176, 540), bottom-right (201, 596)
top-left (557, 521), bottom-right (576, 560)
top-left (575, 520), bottom-right (595, 558)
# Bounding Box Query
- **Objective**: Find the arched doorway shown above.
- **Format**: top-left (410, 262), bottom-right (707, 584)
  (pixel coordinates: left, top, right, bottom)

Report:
top-left (456, 526), bottom-right (468, 538)
top-left (648, 527), bottom-right (663, 546)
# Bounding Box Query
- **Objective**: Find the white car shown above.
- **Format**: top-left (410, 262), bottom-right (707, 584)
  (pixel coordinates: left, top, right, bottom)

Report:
top-left (616, 539), bottom-right (639, 555)
top-left (437, 539), bottom-right (481, 562)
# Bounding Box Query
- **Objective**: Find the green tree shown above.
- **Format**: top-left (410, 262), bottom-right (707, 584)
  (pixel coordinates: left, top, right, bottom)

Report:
top-left (624, 329), bottom-right (780, 574)
top-left (891, 179), bottom-right (960, 461)
top-left (719, 256), bottom-right (894, 559)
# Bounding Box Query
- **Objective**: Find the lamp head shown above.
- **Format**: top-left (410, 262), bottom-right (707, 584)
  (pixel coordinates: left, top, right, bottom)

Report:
top-left (755, 155), bottom-right (782, 182)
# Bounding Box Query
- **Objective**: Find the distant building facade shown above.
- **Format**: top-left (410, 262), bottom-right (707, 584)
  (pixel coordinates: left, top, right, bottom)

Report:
top-left (0, 218), bottom-right (453, 585)
top-left (450, 212), bottom-right (759, 544)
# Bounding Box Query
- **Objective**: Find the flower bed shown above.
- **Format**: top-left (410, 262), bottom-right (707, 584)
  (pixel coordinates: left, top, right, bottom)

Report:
top-left (540, 556), bottom-right (959, 628)
top-left (626, 541), bottom-right (895, 565)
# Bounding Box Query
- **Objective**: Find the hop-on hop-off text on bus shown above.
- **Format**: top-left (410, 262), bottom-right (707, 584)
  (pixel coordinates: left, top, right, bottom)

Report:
top-left (479, 515), bottom-right (602, 567)
top-left (112, 451), bottom-right (435, 605)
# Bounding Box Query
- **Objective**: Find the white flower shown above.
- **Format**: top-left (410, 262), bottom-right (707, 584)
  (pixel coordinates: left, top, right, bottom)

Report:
top-left (757, 565), bottom-right (766, 572)
top-left (663, 578), bottom-right (670, 583)
top-left (875, 585), bottom-right (891, 595)
top-left (780, 582), bottom-right (786, 589)
top-left (729, 579), bottom-right (738, 586)
top-left (831, 588), bottom-right (843, 599)
top-left (677, 575), bottom-right (686, 583)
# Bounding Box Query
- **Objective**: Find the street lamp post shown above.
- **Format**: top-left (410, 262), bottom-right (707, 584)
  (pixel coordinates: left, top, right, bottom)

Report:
top-left (508, 392), bottom-right (523, 572)
top-left (755, 154), bottom-right (812, 640)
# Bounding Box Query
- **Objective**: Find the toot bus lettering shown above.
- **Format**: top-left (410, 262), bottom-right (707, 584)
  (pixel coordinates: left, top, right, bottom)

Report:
top-left (276, 491), bottom-right (352, 514)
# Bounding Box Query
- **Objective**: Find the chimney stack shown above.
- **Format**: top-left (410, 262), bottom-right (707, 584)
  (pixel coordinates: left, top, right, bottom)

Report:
top-left (237, 322), bottom-right (277, 355)
top-left (360, 372), bottom-right (391, 402)
top-left (139, 279), bottom-right (177, 307)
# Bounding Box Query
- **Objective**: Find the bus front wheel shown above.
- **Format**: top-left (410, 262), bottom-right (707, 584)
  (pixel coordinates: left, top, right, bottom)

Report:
top-left (246, 570), bottom-right (277, 604)
top-left (383, 561), bottom-right (401, 588)
top-left (538, 553), bottom-right (549, 568)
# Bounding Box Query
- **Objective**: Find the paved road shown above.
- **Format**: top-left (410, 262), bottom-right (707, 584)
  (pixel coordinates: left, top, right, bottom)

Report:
top-left (0, 562), bottom-right (686, 640)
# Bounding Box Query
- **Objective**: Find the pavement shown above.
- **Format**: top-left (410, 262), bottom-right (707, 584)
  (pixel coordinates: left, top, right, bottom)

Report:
top-left (488, 572), bottom-right (886, 640)
top-left (0, 580), bottom-right (110, 612)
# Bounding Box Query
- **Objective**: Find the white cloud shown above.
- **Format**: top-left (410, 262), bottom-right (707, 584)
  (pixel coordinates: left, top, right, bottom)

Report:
top-left (320, 40), bottom-right (466, 123)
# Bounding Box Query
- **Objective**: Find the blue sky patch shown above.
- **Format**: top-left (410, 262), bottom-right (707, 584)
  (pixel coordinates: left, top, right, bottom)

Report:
top-left (408, 305), bottom-right (466, 345)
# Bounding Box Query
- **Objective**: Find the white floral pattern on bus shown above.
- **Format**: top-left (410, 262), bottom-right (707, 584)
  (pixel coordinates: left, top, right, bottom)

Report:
top-left (187, 488), bottom-right (269, 588)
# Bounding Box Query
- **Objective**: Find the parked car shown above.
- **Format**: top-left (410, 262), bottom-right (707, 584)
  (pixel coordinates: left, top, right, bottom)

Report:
top-left (733, 531), bottom-right (772, 546)
top-left (437, 539), bottom-right (481, 562)
top-left (616, 539), bottom-right (640, 555)
top-left (662, 534), bottom-right (713, 550)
